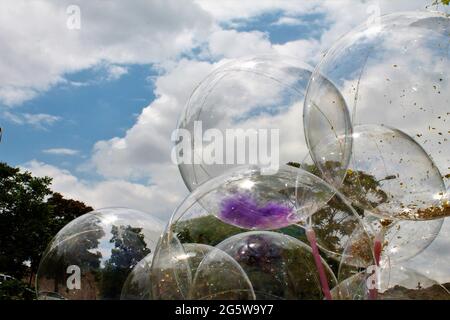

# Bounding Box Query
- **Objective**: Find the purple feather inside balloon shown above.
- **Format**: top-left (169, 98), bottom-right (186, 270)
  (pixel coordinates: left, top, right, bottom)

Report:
top-left (218, 193), bottom-right (297, 229)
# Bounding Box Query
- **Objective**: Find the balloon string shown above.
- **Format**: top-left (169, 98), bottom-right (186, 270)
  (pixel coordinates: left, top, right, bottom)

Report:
top-left (306, 228), bottom-right (332, 300)
top-left (369, 231), bottom-right (384, 300)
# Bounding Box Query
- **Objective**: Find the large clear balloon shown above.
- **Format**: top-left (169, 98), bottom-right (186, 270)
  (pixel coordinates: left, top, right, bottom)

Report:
top-left (176, 55), bottom-right (351, 191)
top-left (318, 124), bottom-right (448, 220)
top-left (36, 208), bottom-right (164, 300)
top-left (170, 165), bottom-right (343, 231)
top-left (305, 11), bottom-right (450, 186)
top-left (150, 233), bottom-right (254, 300)
top-left (213, 231), bottom-right (337, 300)
top-left (298, 193), bottom-right (374, 267)
top-left (189, 245), bottom-right (256, 300)
top-left (120, 253), bottom-right (154, 300)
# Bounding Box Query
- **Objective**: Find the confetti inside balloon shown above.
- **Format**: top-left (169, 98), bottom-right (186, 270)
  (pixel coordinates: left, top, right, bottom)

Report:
top-left (313, 124), bottom-right (448, 220)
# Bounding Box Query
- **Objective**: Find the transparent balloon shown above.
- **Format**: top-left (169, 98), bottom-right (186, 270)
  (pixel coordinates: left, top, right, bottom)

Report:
top-left (317, 124), bottom-right (448, 220)
top-left (120, 253), bottom-right (154, 300)
top-left (297, 193), bottom-right (373, 267)
top-left (176, 54), bottom-right (351, 191)
top-left (189, 246), bottom-right (256, 300)
top-left (173, 165), bottom-right (343, 231)
top-left (305, 11), bottom-right (450, 186)
top-left (150, 233), bottom-right (194, 299)
top-left (212, 231), bottom-right (337, 300)
top-left (36, 208), bottom-right (164, 300)
top-left (331, 272), bottom-right (369, 300)
top-left (364, 214), bottom-right (444, 265)
top-left (150, 233), bottom-right (254, 300)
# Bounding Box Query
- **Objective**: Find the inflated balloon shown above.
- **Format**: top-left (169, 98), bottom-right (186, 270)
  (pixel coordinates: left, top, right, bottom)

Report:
top-left (298, 193), bottom-right (373, 266)
top-left (170, 165), bottom-right (342, 231)
top-left (212, 231), bottom-right (337, 300)
top-left (190, 246), bottom-right (255, 300)
top-left (305, 11), bottom-right (450, 184)
top-left (120, 253), bottom-right (154, 300)
top-left (331, 272), bottom-right (368, 300)
top-left (176, 55), bottom-right (351, 191)
top-left (150, 233), bottom-right (194, 300)
top-left (150, 233), bottom-right (254, 300)
top-left (36, 208), bottom-right (164, 300)
top-left (321, 124), bottom-right (448, 220)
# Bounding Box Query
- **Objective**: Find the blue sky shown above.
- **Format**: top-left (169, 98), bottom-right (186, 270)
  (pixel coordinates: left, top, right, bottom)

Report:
top-left (1, 64), bottom-right (156, 179)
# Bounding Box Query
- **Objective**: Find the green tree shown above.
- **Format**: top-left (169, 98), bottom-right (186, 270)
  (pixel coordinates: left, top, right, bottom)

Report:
top-left (0, 163), bottom-right (53, 280)
top-left (0, 162), bottom-right (93, 299)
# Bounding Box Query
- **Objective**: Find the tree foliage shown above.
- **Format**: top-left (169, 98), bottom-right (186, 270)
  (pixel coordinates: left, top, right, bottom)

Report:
top-left (0, 162), bottom-right (93, 299)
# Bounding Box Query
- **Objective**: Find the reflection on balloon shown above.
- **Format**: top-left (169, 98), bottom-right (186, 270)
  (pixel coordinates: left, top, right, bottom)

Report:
top-left (36, 208), bottom-right (164, 300)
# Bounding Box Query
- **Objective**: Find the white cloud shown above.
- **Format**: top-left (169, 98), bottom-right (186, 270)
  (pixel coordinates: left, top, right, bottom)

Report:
top-left (0, 86), bottom-right (39, 106)
top-left (42, 148), bottom-right (79, 156)
top-left (194, 0), bottom-right (319, 21)
top-left (0, 0), bottom-right (214, 106)
top-left (91, 59), bottom-right (216, 179)
top-left (105, 65), bottom-right (128, 81)
top-left (272, 16), bottom-right (304, 26)
top-left (22, 160), bottom-right (185, 223)
top-left (207, 29), bottom-right (272, 59)
top-left (2, 111), bottom-right (61, 129)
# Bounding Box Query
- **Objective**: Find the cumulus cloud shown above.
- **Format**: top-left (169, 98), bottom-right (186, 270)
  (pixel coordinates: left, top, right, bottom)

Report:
top-left (2, 111), bottom-right (61, 129)
top-left (105, 65), bottom-right (128, 81)
top-left (91, 59), bottom-right (216, 179)
top-left (207, 29), bottom-right (272, 59)
top-left (22, 160), bottom-right (186, 222)
top-left (271, 16), bottom-right (305, 26)
top-left (42, 148), bottom-right (79, 156)
top-left (0, 0), bottom-right (213, 106)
